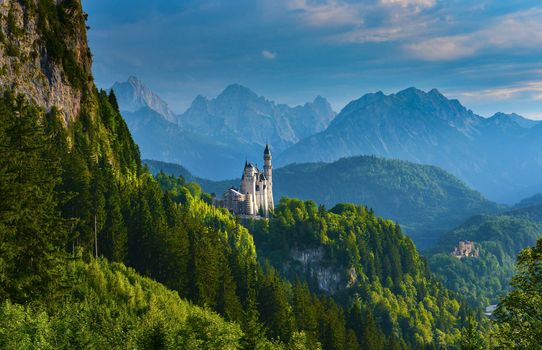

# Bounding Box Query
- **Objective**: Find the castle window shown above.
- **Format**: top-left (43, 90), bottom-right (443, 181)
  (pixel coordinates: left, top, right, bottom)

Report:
top-left (256, 185), bottom-right (260, 191)
top-left (263, 185), bottom-right (266, 189)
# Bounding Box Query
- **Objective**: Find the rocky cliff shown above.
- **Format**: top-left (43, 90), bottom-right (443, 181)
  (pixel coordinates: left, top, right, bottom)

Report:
top-left (0, 0), bottom-right (92, 122)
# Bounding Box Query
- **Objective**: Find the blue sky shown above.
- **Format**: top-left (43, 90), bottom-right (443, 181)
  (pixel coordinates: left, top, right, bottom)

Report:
top-left (82, 0), bottom-right (542, 119)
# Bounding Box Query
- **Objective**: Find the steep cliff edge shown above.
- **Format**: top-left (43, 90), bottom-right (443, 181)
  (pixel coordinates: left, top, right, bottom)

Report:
top-left (0, 0), bottom-right (92, 122)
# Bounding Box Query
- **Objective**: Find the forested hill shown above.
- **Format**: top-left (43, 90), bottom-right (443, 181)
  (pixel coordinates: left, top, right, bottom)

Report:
top-left (145, 156), bottom-right (501, 247)
top-left (272, 157), bottom-right (501, 246)
top-left (428, 214), bottom-right (542, 307)
top-left (245, 198), bottom-right (471, 347)
top-left (0, 1), bottom-right (478, 348)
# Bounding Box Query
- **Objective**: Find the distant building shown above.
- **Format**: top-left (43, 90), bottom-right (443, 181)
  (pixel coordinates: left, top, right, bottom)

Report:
top-left (214, 144), bottom-right (274, 217)
top-left (451, 240), bottom-right (480, 258)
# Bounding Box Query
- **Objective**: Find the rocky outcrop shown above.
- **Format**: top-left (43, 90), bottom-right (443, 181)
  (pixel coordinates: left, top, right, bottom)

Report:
top-left (290, 247), bottom-right (351, 294)
top-left (0, 0), bottom-right (92, 122)
top-left (111, 76), bottom-right (177, 123)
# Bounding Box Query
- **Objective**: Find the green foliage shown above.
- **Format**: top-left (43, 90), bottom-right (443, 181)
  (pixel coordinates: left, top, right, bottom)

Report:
top-left (147, 156), bottom-right (502, 248)
top-left (459, 315), bottom-right (486, 350)
top-left (494, 238), bottom-right (542, 349)
top-left (249, 197), bottom-right (465, 348)
top-left (0, 259), bottom-right (244, 349)
top-left (0, 2), bottom-right (479, 345)
top-left (428, 215), bottom-right (542, 306)
top-left (0, 91), bottom-right (68, 302)
top-left (270, 156), bottom-right (501, 247)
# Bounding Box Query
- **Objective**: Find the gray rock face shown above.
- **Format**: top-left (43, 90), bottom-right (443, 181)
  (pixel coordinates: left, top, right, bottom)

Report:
top-left (290, 247), bottom-right (344, 294)
top-left (0, 0), bottom-right (92, 122)
top-left (178, 84), bottom-right (336, 153)
top-left (112, 76), bottom-right (177, 123)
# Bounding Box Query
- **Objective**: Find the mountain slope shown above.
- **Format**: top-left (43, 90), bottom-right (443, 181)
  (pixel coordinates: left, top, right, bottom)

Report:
top-left (278, 88), bottom-right (542, 203)
top-left (247, 198), bottom-right (467, 348)
top-left (512, 193), bottom-right (542, 209)
top-left (273, 156), bottom-right (500, 245)
top-left (112, 76), bottom-right (177, 123)
top-left (506, 202), bottom-right (542, 223)
top-left (0, 259), bottom-right (244, 349)
top-left (179, 84), bottom-right (336, 153)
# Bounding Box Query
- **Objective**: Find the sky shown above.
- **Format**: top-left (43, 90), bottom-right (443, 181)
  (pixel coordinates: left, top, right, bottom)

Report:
top-left (82, 0), bottom-right (542, 119)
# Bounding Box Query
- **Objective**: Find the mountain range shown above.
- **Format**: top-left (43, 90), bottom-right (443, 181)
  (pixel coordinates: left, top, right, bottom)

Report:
top-left (278, 88), bottom-right (542, 203)
top-left (112, 78), bottom-right (541, 203)
top-left (178, 83), bottom-right (336, 152)
top-left (112, 77), bottom-right (335, 179)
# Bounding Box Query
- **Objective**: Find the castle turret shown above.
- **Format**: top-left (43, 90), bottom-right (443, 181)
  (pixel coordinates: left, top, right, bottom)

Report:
top-left (263, 144), bottom-right (274, 212)
top-left (242, 162), bottom-right (257, 215)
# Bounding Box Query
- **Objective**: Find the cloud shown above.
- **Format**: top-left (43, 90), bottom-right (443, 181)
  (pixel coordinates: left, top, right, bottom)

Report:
top-left (405, 8), bottom-right (542, 61)
top-left (380, 0), bottom-right (435, 10)
top-left (261, 50), bottom-right (277, 60)
top-left (454, 81), bottom-right (542, 101)
top-left (309, 0), bottom-right (437, 44)
top-left (405, 36), bottom-right (478, 61)
top-left (286, 0), bottom-right (363, 27)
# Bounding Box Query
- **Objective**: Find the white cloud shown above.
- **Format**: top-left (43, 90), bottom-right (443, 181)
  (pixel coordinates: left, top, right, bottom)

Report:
top-left (286, 0), bottom-right (363, 27)
top-left (404, 35), bottom-right (478, 61)
top-left (380, 0), bottom-right (436, 10)
top-left (454, 81), bottom-right (542, 101)
top-left (405, 8), bottom-right (542, 61)
top-left (261, 50), bottom-right (277, 60)
top-left (302, 0), bottom-right (437, 44)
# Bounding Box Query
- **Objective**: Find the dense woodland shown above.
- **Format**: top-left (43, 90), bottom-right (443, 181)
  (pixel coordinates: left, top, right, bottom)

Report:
top-left (428, 214), bottom-right (542, 307)
top-left (246, 198), bottom-right (478, 347)
top-left (0, 0), bottom-right (540, 348)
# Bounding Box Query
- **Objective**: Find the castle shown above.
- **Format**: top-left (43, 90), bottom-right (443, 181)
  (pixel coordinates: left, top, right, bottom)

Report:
top-left (214, 145), bottom-right (274, 217)
top-left (451, 240), bottom-right (480, 259)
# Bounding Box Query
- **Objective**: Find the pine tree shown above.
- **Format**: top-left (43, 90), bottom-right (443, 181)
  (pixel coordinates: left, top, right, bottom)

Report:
top-left (459, 315), bottom-right (485, 350)
top-left (0, 91), bottom-right (68, 302)
top-left (494, 238), bottom-right (542, 348)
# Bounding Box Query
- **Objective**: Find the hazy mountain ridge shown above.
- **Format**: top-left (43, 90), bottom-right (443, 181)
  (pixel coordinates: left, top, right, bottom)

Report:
top-left (123, 107), bottom-right (263, 179)
top-left (512, 193), bottom-right (542, 209)
top-left (112, 76), bottom-right (177, 123)
top-left (178, 83), bottom-right (336, 152)
top-left (278, 88), bottom-right (542, 203)
top-left (113, 78), bottom-right (336, 178)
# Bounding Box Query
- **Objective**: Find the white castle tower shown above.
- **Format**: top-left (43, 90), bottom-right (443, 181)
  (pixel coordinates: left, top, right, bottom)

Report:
top-left (214, 144), bottom-right (274, 217)
top-left (263, 144), bottom-right (274, 211)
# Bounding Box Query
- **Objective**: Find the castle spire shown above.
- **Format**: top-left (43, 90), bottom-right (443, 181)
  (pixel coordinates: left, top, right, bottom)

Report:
top-left (264, 143), bottom-right (271, 156)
